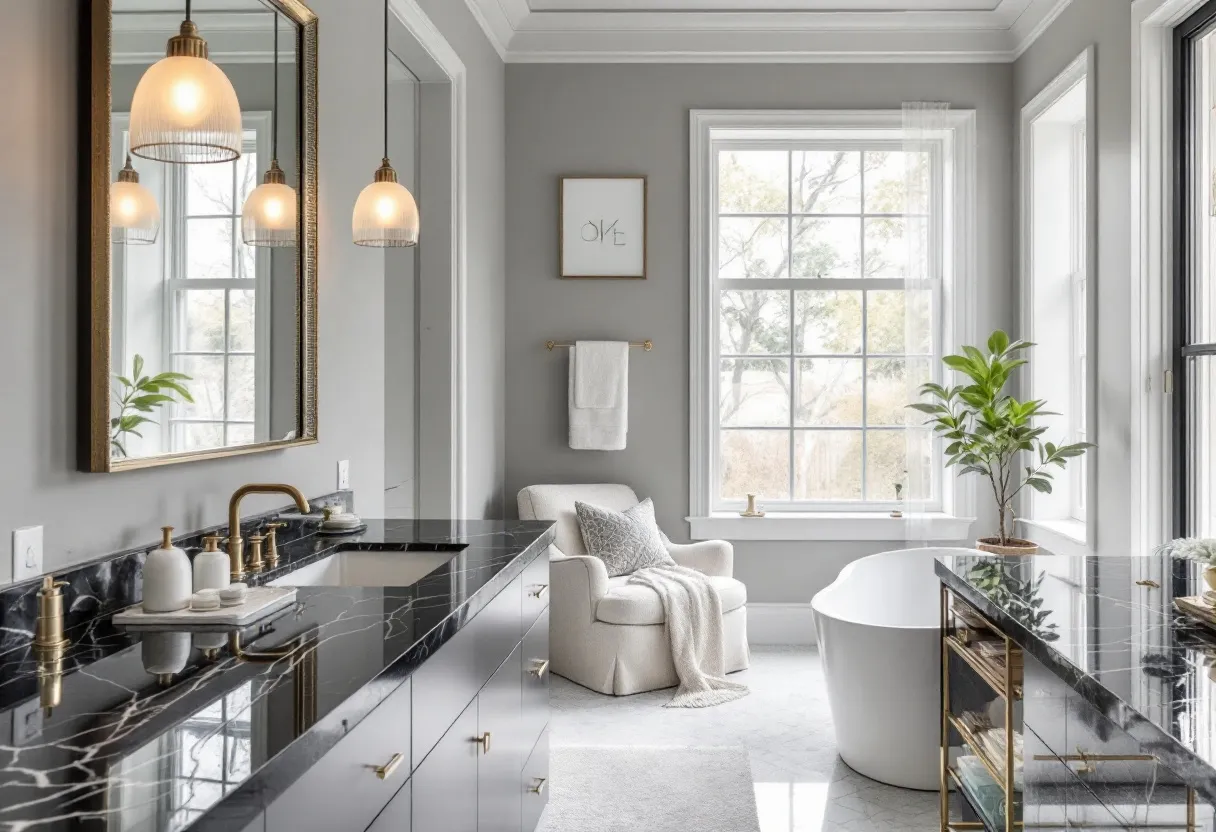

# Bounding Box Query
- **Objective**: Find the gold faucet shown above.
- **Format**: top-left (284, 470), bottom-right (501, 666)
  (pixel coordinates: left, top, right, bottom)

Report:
top-left (227, 484), bottom-right (310, 580)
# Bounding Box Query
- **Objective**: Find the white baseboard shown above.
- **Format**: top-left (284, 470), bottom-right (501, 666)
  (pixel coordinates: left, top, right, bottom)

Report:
top-left (747, 603), bottom-right (817, 646)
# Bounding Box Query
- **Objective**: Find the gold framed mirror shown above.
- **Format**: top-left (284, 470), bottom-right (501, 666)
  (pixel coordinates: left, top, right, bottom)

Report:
top-left (83, 0), bottom-right (318, 472)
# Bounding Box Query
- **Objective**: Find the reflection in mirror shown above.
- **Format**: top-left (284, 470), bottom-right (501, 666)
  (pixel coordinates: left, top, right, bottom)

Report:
top-left (109, 0), bottom-right (302, 461)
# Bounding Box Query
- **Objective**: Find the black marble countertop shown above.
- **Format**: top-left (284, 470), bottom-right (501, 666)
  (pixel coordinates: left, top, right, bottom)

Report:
top-left (0, 518), bottom-right (554, 832)
top-left (936, 552), bottom-right (1216, 802)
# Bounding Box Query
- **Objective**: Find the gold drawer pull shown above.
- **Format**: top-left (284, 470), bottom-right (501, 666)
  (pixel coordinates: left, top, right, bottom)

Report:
top-left (528, 659), bottom-right (550, 679)
top-left (529, 777), bottom-right (547, 795)
top-left (530, 584), bottom-right (549, 600)
top-left (374, 752), bottom-right (404, 780)
top-left (474, 732), bottom-right (492, 754)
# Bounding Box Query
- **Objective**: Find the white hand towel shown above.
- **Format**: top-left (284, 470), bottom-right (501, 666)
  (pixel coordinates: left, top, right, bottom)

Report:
top-left (569, 341), bottom-right (628, 450)
top-left (574, 341), bottom-right (627, 408)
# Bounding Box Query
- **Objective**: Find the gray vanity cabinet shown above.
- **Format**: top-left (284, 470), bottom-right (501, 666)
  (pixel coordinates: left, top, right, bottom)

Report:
top-left (413, 700), bottom-right (480, 832)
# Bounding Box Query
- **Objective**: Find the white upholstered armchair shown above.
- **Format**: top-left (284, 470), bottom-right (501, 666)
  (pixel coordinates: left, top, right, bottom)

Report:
top-left (517, 484), bottom-right (749, 696)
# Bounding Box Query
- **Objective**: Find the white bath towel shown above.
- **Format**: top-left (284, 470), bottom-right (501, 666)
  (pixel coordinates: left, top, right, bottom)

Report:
top-left (628, 564), bottom-right (750, 708)
top-left (569, 341), bottom-right (628, 450)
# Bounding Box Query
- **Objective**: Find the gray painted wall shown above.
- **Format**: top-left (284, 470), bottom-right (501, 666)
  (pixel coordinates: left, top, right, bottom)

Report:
top-left (1013, 0), bottom-right (1133, 558)
top-left (417, 0), bottom-right (508, 520)
top-left (0, 0), bottom-right (506, 581)
top-left (503, 63), bottom-right (1016, 603)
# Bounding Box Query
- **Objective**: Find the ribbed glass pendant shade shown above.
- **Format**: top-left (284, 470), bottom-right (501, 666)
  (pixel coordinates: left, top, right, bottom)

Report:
top-left (242, 161), bottom-right (297, 247)
top-left (352, 159), bottom-right (419, 248)
top-left (129, 20), bottom-right (242, 164)
top-left (111, 158), bottom-right (160, 245)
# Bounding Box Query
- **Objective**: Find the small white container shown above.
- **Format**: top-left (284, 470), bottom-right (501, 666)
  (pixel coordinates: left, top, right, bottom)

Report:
top-left (143, 527), bottom-right (193, 613)
top-left (190, 590), bottom-right (221, 611)
top-left (193, 534), bottom-right (230, 593)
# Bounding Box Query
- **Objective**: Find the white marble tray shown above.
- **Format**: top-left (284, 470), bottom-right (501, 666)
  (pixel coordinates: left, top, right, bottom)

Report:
top-left (114, 587), bottom-right (297, 629)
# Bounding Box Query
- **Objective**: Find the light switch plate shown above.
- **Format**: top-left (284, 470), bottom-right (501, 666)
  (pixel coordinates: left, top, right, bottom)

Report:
top-left (337, 460), bottom-right (350, 490)
top-left (12, 526), bottom-right (43, 582)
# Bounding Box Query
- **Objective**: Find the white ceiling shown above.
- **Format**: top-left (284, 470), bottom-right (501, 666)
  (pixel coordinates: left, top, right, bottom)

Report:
top-left (463, 0), bottom-right (1073, 62)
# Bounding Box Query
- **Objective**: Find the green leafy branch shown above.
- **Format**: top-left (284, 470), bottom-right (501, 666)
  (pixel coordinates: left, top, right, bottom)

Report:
top-left (111, 354), bottom-right (194, 458)
top-left (907, 330), bottom-right (1092, 546)
top-left (967, 561), bottom-right (1060, 641)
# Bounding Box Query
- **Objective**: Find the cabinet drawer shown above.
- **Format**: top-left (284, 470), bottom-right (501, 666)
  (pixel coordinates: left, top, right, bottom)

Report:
top-left (521, 608), bottom-right (549, 752)
top-left (522, 554), bottom-right (550, 633)
top-left (1023, 724), bottom-right (1124, 830)
top-left (521, 727), bottom-right (550, 832)
top-left (476, 575), bottom-right (523, 684)
top-left (265, 678), bottom-right (411, 832)
top-left (1060, 688), bottom-right (1189, 826)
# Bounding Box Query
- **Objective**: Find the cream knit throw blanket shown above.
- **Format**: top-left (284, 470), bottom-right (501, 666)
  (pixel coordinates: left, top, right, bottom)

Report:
top-left (628, 564), bottom-right (750, 708)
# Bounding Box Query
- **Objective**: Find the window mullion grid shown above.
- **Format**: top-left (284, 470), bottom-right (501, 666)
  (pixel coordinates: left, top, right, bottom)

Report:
top-left (859, 150), bottom-right (869, 501)
top-left (787, 150), bottom-right (795, 501)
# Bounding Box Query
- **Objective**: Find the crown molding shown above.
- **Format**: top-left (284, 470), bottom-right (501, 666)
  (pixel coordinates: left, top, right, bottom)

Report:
top-left (463, 0), bottom-right (1074, 63)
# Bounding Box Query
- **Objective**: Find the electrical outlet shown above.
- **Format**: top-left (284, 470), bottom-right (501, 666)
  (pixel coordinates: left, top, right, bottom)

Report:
top-left (12, 526), bottom-right (43, 582)
top-left (337, 460), bottom-right (350, 490)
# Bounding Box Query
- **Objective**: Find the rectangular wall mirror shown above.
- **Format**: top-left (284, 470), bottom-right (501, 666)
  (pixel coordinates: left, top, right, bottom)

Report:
top-left (83, 0), bottom-right (318, 472)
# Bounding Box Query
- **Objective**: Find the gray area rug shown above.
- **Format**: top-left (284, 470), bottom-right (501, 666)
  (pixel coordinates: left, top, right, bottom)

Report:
top-left (538, 746), bottom-right (761, 832)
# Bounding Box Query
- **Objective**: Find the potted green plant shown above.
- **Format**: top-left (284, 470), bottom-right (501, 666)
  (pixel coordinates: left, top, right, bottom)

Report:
top-left (908, 331), bottom-right (1092, 556)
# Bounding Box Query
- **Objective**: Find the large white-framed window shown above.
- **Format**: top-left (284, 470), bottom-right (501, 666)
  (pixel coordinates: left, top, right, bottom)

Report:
top-left (164, 116), bottom-right (273, 453)
top-left (1019, 49), bottom-right (1095, 557)
top-left (688, 110), bottom-right (977, 541)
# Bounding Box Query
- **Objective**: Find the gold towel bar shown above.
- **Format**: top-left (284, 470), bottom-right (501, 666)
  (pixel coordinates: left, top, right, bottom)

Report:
top-left (545, 340), bottom-right (653, 351)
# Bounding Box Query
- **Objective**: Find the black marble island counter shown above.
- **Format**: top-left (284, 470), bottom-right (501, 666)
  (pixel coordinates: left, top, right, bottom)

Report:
top-left (937, 552), bottom-right (1216, 830)
top-left (0, 519), bottom-right (555, 832)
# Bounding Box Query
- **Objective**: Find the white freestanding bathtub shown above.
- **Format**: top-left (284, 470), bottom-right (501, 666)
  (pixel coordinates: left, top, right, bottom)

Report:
top-left (811, 547), bottom-right (977, 791)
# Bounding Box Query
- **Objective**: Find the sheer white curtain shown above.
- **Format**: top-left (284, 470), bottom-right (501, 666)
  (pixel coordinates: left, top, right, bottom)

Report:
top-left (902, 102), bottom-right (949, 546)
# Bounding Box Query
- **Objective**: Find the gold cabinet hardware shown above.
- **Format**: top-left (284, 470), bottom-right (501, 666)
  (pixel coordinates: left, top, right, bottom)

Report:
top-left (528, 778), bottom-right (547, 795)
top-left (1136, 579), bottom-right (1161, 589)
top-left (529, 584), bottom-right (549, 600)
top-left (474, 732), bottom-right (492, 754)
top-left (374, 752), bottom-right (404, 780)
top-left (528, 659), bottom-right (550, 679)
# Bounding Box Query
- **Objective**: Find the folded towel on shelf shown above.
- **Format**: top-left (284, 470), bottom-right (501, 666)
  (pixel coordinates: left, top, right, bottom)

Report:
top-left (569, 341), bottom-right (629, 450)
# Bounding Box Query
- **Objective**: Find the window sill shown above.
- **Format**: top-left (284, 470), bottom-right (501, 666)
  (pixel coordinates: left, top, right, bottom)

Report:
top-left (1017, 518), bottom-right (1091, 558)
top-left (687, 512), bottom-right (975, 542)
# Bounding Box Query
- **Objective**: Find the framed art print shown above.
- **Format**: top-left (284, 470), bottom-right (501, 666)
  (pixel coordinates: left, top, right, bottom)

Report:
top-left (559, 176), bottom-right (647, 279)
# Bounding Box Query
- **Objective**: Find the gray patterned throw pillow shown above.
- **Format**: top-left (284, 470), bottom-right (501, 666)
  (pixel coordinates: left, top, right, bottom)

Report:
top-left (575, 498), bottom-right (674, 578)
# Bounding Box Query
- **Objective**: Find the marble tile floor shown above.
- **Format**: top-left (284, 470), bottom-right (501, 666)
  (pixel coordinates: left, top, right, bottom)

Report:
top-left (550, 646), bottom-right (940, 832)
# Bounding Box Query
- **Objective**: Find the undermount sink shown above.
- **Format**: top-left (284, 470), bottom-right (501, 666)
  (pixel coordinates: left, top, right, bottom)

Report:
top-left (269, 548), bottom-right (460, 588)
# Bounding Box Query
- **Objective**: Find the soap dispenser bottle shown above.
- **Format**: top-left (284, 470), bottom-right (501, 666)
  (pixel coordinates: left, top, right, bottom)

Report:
top-left (193, 534), bottom-right (230, 593)
top-left (143, 526), bottom-right (192, 613)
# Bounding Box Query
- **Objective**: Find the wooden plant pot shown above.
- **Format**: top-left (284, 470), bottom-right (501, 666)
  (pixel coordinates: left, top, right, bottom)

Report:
top-left (975, 537), bottom-right (1040, 557)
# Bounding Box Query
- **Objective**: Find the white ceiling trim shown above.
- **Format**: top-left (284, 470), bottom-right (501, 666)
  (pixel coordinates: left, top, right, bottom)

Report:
top-left (463, 0), bottom-right (1073, 62)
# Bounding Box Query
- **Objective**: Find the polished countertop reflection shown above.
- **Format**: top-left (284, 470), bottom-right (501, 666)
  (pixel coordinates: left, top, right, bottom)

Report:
top-left (0, 519), bottom-right (554, 832)
top-left (937, 552), bottom-right (1216, 797)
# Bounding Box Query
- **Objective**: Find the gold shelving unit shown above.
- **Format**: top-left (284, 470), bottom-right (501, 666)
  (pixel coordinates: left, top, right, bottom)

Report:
top-left (940, 586), bottom-right (1020, 832)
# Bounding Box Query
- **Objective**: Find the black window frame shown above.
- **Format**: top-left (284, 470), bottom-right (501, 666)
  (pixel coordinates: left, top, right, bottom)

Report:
top-left (1174, 0), bottom-right (1216, 537)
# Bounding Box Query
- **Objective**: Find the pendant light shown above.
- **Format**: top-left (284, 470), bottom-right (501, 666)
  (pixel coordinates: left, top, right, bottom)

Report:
top-left (111, 155), bottom-right (161, 245)
top-left (242, 15), bottom-right (297, 247)
top-left (128, 0), bottom-right (242, 164)
top-left (352, 0), bottom-right (419, 247)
